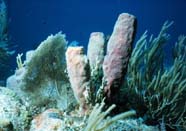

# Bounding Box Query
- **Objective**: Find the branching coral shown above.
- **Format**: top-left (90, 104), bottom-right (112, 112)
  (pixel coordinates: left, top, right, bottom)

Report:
top-left (16, 53), bottom-right (24, 69)
top-left (126, 21), bottom-right (186, 129)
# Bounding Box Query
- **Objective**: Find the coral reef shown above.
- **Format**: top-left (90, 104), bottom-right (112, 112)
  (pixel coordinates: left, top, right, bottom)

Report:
top-left (30, 101), bottom-right (137, 131)
top-left (2, 11), bottom-right (186, 131)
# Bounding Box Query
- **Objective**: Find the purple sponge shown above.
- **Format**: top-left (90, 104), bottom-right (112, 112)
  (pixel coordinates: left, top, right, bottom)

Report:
top-left (103, 13), bottom-right (136, 99)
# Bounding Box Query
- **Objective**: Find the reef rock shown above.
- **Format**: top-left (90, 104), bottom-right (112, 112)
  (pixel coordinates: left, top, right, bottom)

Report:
top-left (0, 87), bottom-right (29, 131)
top-left (29, 109), bottom-right (64, 131)
top-left (30, 108), bottom-right (86, 131)
top-left (107, 118), bottom-right (159, 131)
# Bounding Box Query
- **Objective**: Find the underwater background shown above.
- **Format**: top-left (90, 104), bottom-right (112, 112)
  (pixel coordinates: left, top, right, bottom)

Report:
top-left (7, 0), bottom-right (186, 66)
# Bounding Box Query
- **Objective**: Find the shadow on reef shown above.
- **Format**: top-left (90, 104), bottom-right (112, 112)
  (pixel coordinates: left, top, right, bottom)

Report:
top-left (0, 4), bottom-right (185, 130)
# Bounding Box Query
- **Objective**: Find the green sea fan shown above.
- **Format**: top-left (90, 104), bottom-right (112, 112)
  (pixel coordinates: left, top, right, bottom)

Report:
top-left (23, 32), bottom-right (68, 89)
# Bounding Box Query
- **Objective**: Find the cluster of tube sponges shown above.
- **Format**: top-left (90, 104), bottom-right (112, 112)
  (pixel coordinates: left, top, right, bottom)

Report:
top-left (66, 13), bottom-right (136, 114)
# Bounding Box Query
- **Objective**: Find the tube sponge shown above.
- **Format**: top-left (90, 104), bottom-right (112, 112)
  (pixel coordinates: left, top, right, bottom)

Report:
top-left (66, 46), bottom-right (90, 113)
top-left (87, 32), bottom-right (105, 99)
top-left (87, 32), bottom-right (105, 70)
top-left (102, 13), bottom-right (136, 99)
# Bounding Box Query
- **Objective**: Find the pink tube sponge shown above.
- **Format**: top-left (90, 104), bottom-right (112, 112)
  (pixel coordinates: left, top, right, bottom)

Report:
top-left (103, 13), bottom-right (136, 98)
top-left (65, 46), bottom-right (90, 113)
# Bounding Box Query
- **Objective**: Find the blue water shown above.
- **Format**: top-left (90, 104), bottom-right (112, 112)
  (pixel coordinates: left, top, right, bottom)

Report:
top-left (7, 0), bottom-right (186, 67)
